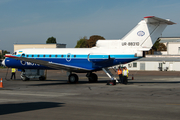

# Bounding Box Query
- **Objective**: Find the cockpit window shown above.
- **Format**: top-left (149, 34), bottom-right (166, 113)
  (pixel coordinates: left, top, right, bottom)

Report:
top-left (12, 52), bottom-right (17, 55)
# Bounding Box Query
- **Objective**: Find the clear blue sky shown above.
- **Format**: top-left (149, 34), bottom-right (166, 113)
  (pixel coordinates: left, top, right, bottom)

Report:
top-left (0, 0), bottom-right (180, 53)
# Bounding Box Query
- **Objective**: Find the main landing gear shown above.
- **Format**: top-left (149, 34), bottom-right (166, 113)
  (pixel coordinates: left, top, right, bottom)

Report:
top-left (68, 72), bottom-right (98, 84)
top-left (68, 74), bottom-right (79, 83)
top-left (86, 72), bottom-right (98, 83)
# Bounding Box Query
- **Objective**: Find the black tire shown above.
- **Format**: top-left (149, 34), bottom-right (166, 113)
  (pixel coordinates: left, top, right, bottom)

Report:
top-left (39, 76), bottom-right (46, 80)
top-left (88, 73), bottom-right (98, 83)
top-left (22, 77), bottom-right (29, 81)
top-left (68, 74), bottom-right (79, 83)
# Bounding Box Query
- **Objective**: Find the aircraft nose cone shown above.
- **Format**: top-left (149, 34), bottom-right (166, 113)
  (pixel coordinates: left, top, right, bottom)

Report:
top-left (1, 59), bottom-right (6, 67)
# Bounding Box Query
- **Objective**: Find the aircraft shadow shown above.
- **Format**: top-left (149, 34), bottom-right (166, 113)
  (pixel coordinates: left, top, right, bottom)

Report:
top-left (5, 79), bottom-right (67, 82)
top-left (10, 79), bottom-right (180, 86)
top-left (0, 102), bottom-right (64, 115)
top-left (28, 79), bottom-right (180, 86)
top-left (28, 80), bottom-right (110, 86)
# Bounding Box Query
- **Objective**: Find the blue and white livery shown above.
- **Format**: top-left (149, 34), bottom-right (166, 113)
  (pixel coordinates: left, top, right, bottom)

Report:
top-left (2, 16), bottom-right (175, 83)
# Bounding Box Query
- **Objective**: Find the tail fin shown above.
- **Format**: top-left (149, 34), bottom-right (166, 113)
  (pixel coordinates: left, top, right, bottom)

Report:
top-left (122, 16), bottom-right (175, 50)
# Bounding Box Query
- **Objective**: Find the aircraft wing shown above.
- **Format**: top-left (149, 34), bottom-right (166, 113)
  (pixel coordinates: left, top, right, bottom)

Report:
top-left (5, 55), bottom-right (91, 72)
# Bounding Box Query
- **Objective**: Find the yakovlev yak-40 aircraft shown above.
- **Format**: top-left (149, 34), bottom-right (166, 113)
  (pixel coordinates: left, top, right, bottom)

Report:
top-left (2, 16), bottom-right (175, 83)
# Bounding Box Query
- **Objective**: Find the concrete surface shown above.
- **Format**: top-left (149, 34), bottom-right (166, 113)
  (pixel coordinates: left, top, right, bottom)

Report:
top-left (0, 69), bottom-right (180, 120)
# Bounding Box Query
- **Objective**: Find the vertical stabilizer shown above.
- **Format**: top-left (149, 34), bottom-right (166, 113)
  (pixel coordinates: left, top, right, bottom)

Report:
top-left (122, 16), bottom-right (175, 50)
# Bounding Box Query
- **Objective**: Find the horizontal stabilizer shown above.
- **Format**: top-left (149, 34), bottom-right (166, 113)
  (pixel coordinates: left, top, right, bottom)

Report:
top-left (144, 16), bottom-right (176, 25)
top-left (122, 16), bottom-right (176, 50)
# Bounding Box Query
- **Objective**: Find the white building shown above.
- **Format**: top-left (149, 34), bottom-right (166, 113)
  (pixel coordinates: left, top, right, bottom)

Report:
top-left (160, 37), bottom-right (180, 55)
top-left (125, 55), bottom-right (180, 71)
top-left (14, 43), bottom-right (66, 51)
top-left (123, 37), bottom-right (180, 71)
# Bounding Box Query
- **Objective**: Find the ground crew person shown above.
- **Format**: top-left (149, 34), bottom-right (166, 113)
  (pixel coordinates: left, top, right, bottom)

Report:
top-left (117, 66), bottom-right (122, 83)
top-left (123, 67), bottom-right (129, 84)
top-left (11, 68), bottom-right (16, 79)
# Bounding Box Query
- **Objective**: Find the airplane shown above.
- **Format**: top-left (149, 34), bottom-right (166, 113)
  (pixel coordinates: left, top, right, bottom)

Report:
top-left (2, 16), bottom-right (175, 83)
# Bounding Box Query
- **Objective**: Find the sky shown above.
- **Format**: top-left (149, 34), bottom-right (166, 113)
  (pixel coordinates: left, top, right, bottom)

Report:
top-left (0, 0), bottom-right (180, 53)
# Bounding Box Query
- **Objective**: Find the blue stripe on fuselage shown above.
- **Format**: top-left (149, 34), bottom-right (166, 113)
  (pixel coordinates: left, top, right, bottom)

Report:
top-left (5, 54), bottom-right (140, 71)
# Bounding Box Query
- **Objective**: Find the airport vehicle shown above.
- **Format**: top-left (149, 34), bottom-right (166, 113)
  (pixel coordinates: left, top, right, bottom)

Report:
top-left (2, 16), bottom-right (175, 83)
top-left (0, 60), bottom-right (2, 66)
top-left (20, 69), bottom-right (45, 81)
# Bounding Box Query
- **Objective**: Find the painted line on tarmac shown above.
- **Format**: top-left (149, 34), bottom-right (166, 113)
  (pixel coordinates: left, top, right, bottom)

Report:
top-left (153, 78), bottom-right (180, 81)
top-left (0, 98), bottom-right (19, 103)
top-left (0, 90), bottom-right (79, 97)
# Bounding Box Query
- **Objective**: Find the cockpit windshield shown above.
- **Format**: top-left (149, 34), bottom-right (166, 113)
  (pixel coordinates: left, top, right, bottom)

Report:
top-left (12, 52), bottom-right (17, 55)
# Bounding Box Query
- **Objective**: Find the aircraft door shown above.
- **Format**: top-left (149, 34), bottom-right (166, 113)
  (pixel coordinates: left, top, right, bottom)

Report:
top-left (66, 53), bottom-right (71, 62)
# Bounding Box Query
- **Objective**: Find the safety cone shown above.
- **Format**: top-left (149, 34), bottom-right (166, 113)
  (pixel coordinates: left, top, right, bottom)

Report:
top-left (0, 78), bottom-right (3, 88)
top-left (132, 74), bottom-right (134, 80)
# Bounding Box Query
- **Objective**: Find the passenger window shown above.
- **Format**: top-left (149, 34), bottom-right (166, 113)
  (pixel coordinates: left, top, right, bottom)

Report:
top-left (27, 55), bottom-right (29, 57)
top-left (55, 55), bottom-right (57, 57)
top-left (74, 55), bottom-right (76, 58)
top-left (22, 53), bottom-right (25, 57)
top-left (32, 55), bottom-right (34, 57)
top-left (61, 55), bottom-right (63, 58)
top-left (37, 55), bottom-right (40, 57)
top-left (49, 55), bottom-right (51, 57)
top-left (43, 55), bottom-right (45, 57)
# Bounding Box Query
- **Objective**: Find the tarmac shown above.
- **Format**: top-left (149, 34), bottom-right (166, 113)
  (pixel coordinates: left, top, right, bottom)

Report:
top-left (0, 68), bottom-right (180, 120)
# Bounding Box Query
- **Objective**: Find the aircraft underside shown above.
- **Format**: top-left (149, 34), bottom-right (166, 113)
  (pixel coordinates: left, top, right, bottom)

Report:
top-left (3, 57), bottom-right (139, 83)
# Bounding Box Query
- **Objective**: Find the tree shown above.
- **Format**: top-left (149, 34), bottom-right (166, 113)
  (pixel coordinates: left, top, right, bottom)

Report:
top-left (75, 36), bottom-right (88, 48)
top-left (3, 50), bottom-right (9, 55)
top-left (46, 37), bottom-right (57, 44)
top-left (152, 40), bottom-right (160, 51)
top-left (157, 43), bottom-right (167, 51)
top-left (74, 35), bottom-right (106, 48)
top-left (87, 35), bottom-right (105, 48)
top-left (1, 50), bottom-right (9, 59)
top-left (146, 40), bottom-right (167, 55)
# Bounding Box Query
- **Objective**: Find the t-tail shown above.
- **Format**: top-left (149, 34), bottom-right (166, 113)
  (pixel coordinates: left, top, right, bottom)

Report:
top-left (122, 16), bottom-right (176, 51)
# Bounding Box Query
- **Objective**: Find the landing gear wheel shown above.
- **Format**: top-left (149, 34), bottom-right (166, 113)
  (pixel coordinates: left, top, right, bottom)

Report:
top-left (68, 74), bottom-right (79, 83)
top-left (39, 76), bottom-right (46, 80)
top-left (22, 76), bottom-right (30, 81)
top-left (88, 73), bottom-right (98, 83)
